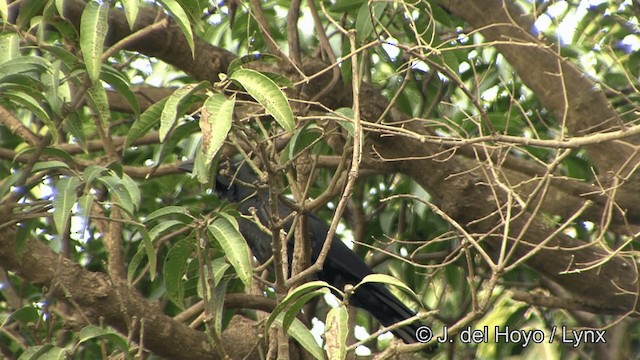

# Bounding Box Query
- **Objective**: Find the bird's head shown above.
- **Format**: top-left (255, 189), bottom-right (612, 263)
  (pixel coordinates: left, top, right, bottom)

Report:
top-left (179, 159), bottom-right (260, 202)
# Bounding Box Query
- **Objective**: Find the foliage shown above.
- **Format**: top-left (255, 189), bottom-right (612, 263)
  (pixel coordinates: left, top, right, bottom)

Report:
top-left (0, 0), bottom-right (639, 359)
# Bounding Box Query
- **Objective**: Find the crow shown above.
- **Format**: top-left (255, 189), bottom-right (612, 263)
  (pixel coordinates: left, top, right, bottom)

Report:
top-left (180, 160), bottom-right (434, 350)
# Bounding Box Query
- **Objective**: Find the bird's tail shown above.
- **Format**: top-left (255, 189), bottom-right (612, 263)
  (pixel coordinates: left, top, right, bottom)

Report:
top-left (352, 282), bottom-right (436, 352)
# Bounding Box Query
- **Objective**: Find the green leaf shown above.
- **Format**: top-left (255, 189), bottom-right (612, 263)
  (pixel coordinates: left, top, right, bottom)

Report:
top-left (164, 236), bottom-right (196, 308)
top-left (53, 177), bottom-right (80, 235)
top-left (138, 225), bottom-right (157, 281)
top-left (3, 306), bottom-right (40, 327)
top-left (97, 175), bottom-right (135, 213)
top-left (282, 123), bottom-right (323, 163)
top-left (127, 226), bottom-right (157, 284)
top-left (229, 68), bottom-right (295, 132)
top-left (76, 193), bottom-right (94, 235)
top-left (145, 206), bottom-right (192, 223)
top-left (159, 81), bottom-right (209, 142)
top-left (208, 217), bottom-right (253, 288)
top-left (2, 90), bottom-right (51, 123)
top-left (100, 65), bottom-right (140, 115)
top-left (331, 0), bottom-right (366, 13)
top-left (41, 45), bottom-right (80, 69)
top-left (0, 171), bottom-right (20, 198)
top-left (266, 281), bottom-right (334, 332)
top-left (262, 72), bottom-right (296, 89)
top-left (32, 161), bottom-right (70, 172)
top-left (0, 33), bottom-right (19, 64)
top-left (120, 173), bottom-right (141, 210)
top-left (82, 164), bottom-right (108, 186)
top-left (0, 0), bottom-right (7, 25)
top-left (325, 305), bottom-right (349, 360)
top-left (15, 0), bottom-right (47, 29)
top-left (282, 289), bottom-right (328, 331)
top-left (15, 220), bottom-right (37, 256)
top-left (0, 56), bottom-right (50, 79)
top-left (200, 93), bottom-right (234, 164)
top-left (86, 81), bottom-right (111, 124)
top-left (356, 274), bottom-right (422, 304)
top-left (355, 2), bottom-right (387, 44)
top-left (121, 0), bottom-right (139, 29)
top-left (272, 316), bottom-right (324, 360)
top-left (157, 120), bottom-right (199, 162)
top-left (212, 278), bottom-right (229, 334)
top-left (64, 112), bottom-right (88, 153)
top-left (78, 325), bottom-right (131, 356)
top-left (227, 52), bottom-right (281, 75)
top-left (210, 257), bottom-right (231, 287)
top-left (125, 98), bottom-right (167, 148)
top-left (148, 219), bottom-right (186, 241)
top-left (80, 1), bottom-right (109, 82)
top-left (156, 0), bottom-right (195, 56)
top-left (331, 108), bottom-right (356, 136)
top-left (18, 345), bottom-right (66, 360)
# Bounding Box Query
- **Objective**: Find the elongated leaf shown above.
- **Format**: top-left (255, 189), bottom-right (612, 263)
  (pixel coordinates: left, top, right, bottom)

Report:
top-left (121, 0), bottom-right (139, 29)
top-left (148, 220), bottom-right (186, 241)
top-left (86, 81), bottom-right (110, 124)
top-left (266, 281), bottom-right (334, 332)
top-left (159, 81), bottom-right (209, 142)
top-left (32, 161), bottom-right (70, 172)
top-left (64, 112), bottom-right (87, 153)
top-left (210, 257), bottom-right (230, 287)
top-left (2, 90), bottom-right (51, 123)
top-left (213, 278), bottom-right (228, 335)
top-left (53, 177), bottom-right (80, 235)
top-left (208, 217), bottom-right (252, 288)
top-left (281, 123), bottom-right (323, 163)
top-left (229, 68), bottom-right (295, 132)
top-left (120, 173), bottom-right (141, 210)
top-left (4, 306), bottom-right (40, 327)
top-left (145, 206), bottom-right (192, 223)
top-left (82, 165), bottom-right (108, 186)
top-left (200, 93), bottom-right (234, 164)
top-left (78, 325), bottom-right (130, 356)
top-left (97, 176), bottom-right (135, 214)
top-left (282, 289), bottom-right (328, 331)
top-left (0, 33), bottom-right (19, 64)
top-left (331, 108), bottom-right (355, 136)
top-left (125, 98), bottom-right (167, 148)
top-left (0, 56), bottom-right (51, 79)
top-left (272, 315), bottom-right (324, 360)
top-left (18, 345), bottom-right (66, 360)
top-left (227, 52), bottom-right (281, 75)
top-left (156, 0), bottom-right (195, 56)
top-left (356, 274), bottom-right (422, 304)
top-left (14, 147), bottom-right (73, 165)
top-left (325, 305), bottom-right (349, 360)
top-left (164, 236), bottom-right (195, 308)
top-left (101, 65), bottom-right (140, 115)
top-left (139, 225), bottom-right (156, 281)
top-left (0, 171), bottom-right (20, 198)
top-left (76, 193), bottom-right (94, 237)
top-left (126, 223), bottom-right (157, 283)
top-left (80, 1), bottom-right (108, 82)
top-left (15, 0), bottom-right (47, 29)
top-left (157, 120), bottom-right (199, 162)
top-left (0, 0), bottom-right (7, 25)
top-left (41, 45), bottom-right (80, 69)
top-left (355, 2), bottom-right (387, 44)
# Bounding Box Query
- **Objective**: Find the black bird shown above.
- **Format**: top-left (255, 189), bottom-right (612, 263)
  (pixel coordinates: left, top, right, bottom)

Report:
top-left (180, 160), bottom-right (433, 349)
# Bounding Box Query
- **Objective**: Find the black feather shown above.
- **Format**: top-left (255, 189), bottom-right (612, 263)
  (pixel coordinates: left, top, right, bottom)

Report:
top-left (180, 160), bottom-right (435, 351)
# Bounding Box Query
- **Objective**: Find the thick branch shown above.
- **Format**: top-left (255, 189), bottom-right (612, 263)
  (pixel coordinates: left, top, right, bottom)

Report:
top-left (0, 208), bottom-right (262, 360)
